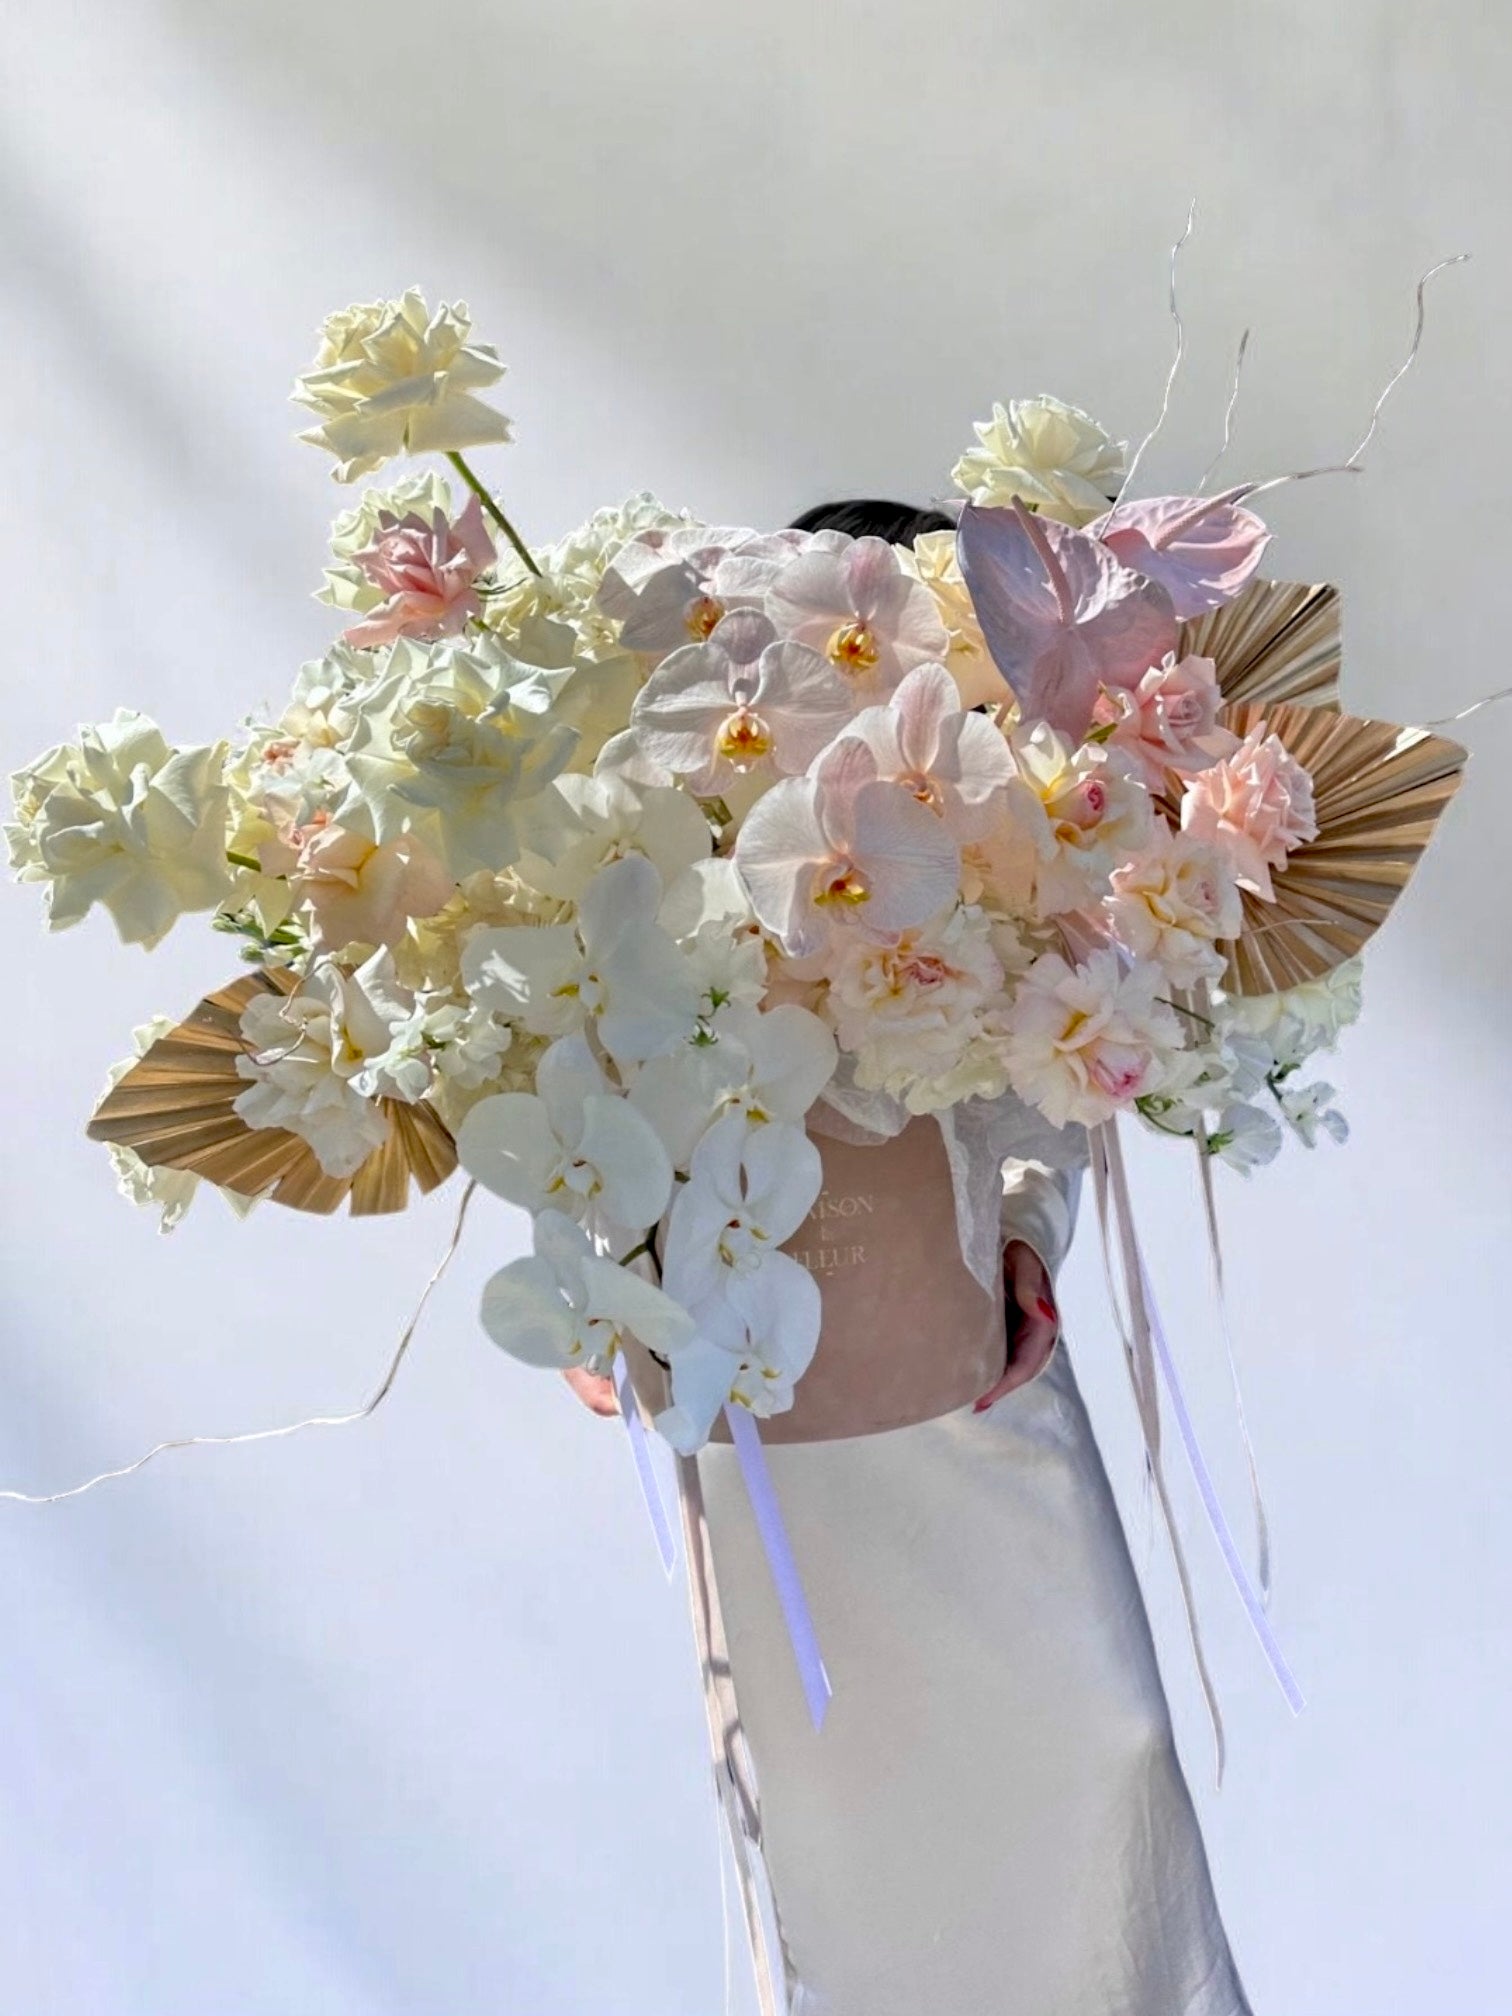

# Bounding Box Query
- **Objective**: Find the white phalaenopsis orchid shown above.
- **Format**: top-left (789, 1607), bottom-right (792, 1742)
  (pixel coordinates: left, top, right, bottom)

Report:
top-left (463, 852), bottom-right (701, 1064)
top-left (630, 1002), bottom-right (838, 1168)
top-left (657, 1114), bottom-right (824, 1451)
top-left (457, 1032), bottom-right (673, 1235)
top-left (734, 737), bottom-right (961, 958)
top-left (513, 772), bottom-right (712, 903)
top-left (839, 662), bottom-right (1016, 842)
top-left (480, 1209), bottom-right (695, 1374)
top-left (596, 524), bottom-right (758, 653)
top-left (628, 608), bottom-right (854, 794)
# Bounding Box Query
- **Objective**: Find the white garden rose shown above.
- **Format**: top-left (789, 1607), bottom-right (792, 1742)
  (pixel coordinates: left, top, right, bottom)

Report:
top-left (951, 395), bottom-right (1127, 526)
top-left (293, 290), bottom-right (512, 481)
top-left (8, 710), bottom-right (233, 948)
top-left (1222, 959), bottom-right (1364, 1069)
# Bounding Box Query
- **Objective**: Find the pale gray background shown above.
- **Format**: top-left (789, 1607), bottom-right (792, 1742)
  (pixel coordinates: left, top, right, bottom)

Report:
top-left (2, 3), bottom-right (1509, 2011)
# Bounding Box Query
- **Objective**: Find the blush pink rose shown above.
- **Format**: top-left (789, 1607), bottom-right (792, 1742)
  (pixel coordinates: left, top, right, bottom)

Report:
top-left (287, 815), bottom-right (454, 949)
top-left (1179, 724), bottom-right (1317, 900)
top-left (342, 495), bottom-right (495, 647)
top-left (1093, 652), bottom-right (1232, 789)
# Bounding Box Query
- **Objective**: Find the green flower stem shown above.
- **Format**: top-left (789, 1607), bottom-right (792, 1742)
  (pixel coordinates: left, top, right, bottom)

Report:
top-left (445, 451), bottom-right (542, 579)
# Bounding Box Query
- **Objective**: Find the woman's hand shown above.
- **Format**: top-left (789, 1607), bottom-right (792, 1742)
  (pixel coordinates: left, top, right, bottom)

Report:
top-left (974, 1240), bottom-right (1060, 1412)
top-left (563, 1365), bottom-right (620, 1417)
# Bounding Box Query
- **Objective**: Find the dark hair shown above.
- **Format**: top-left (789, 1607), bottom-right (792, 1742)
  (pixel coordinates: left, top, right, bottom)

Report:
top-left (789, 497), bottom-right (954, 544)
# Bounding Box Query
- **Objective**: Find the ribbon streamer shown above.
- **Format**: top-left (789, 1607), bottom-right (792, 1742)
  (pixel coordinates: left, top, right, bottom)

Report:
top-left (724, 1404), bottom-right (832, 1732)
top-left (0, 1184), bottom-right (476, 1506)
top-left (1096, 1126), bottom-right (1305, 1731)
top-left (611, 1351), bottom-right (678, 1578)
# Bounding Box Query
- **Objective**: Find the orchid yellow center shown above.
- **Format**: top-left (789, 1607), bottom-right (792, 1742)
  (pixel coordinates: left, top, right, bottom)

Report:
top-left (814, 862), bottom-right (871, 909)
top-left (684, 594), bottom-right (725, 640)
top-left (714, 707), bottom-right (773, 769)
top-left (826, 621), bottom-right (880, 673)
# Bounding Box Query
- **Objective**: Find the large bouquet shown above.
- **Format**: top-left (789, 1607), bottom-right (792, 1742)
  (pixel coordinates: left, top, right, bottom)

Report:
top-left (9, 289), bottom-right (1466, 1456)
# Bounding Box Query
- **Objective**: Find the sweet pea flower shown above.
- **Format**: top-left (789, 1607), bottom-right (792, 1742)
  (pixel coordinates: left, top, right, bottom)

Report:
top-left (233, 951), bottom-right (427, 1177)
top-left (1091, 652), bottom-right (1234, 789)
top-left (733, 737), bottom-right (961, 958)
top-left (1277, 1079), bottom-right (1349, 1148)
top-left (463, 852), bottom-right (702, 1066)
top-left (765, 536), bottom-right (948, 701)
top-left (839, 662), bottom-right (1016, 842)
top-left (293, 290), bottom-right (512, 481)
top-left (1107, 826), bottom-right (1243, 987)
top-left (657, 1115), bottom-right (823, 1451)
top-left (1180, 724), bottom-right (1318, 900)
top-left (281, 814), bottom-right (453, 951)
top-left (628, 609), bottom-right (854, 793)
top-left (457, 1032), bottom-right (673, 1235)
top-left (479, 1209), bottom-right (695, 1376)
top-left (629, 1002), bottom-right (838, 1168)
top-left (1208, 1101), bottom-right (1285, 1173)
top-left (1002, 948), bottom-right (1184, 1128)
top-left (341, 496), bottom-right (495, 647)
top-left (8, 711), bottom-right (232, 949)
top-left (951, 395), bottom-right (1127, 526)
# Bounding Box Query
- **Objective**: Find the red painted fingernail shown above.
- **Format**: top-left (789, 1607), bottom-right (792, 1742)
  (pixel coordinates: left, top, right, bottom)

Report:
top-left (1036, 1297), bottom-right (1057, 1322)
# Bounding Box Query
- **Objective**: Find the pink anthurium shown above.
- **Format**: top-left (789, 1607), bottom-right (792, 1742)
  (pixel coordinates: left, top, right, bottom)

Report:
top-left (733, 737), bottom-right (960, 958)
top-left (1088, 491), bottom-right (1271, 619)
top-left (956, 501), bottom-right (1177, 741)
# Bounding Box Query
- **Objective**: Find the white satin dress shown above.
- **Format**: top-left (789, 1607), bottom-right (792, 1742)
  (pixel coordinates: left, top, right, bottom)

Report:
top-left (694, 1154), bottom-right (1253, 2016)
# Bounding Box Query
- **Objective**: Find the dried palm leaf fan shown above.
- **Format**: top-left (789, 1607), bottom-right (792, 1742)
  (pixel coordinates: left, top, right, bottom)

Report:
top-left (1179, 577), bottom-right (1342, 711)
top-left (1219, 699), bottom-right (1467, 996)
top-left (86, 970), bottom-right (458, 1215)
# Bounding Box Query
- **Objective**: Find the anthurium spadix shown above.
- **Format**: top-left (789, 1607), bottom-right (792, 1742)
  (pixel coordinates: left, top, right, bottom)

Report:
top-left (456, 1032), bottom-right (673, 1234)
top-left (1088, 492), bottom-right (1271, 620)
top-left (955, 500), bottom-right (1177, 741)
top-left (733, 736), bottom-right (961, 958)
top-left (480, 1209), bottom-right (695, 1375)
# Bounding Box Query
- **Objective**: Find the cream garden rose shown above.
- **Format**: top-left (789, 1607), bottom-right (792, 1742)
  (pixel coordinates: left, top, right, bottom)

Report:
top-left (8, 710), bottom-right (233, 948)
top-left (952, 395), bottom-right (1127, 526)
top-left (294, 290), bottom-right (512, 481)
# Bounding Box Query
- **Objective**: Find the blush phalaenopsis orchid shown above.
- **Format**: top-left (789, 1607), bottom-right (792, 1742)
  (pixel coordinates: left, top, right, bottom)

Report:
top-left (627, 608), bottom-right (854, 793)
top-left (596, 524), bottom-right (759, 653)
top-left (838, 662), bottom-right (1016, 842)
top-left (734, 736), bottom-right (961, 959)
top-left (341, 494), bottom-right (496, 647)
top-left (764, 535), bottom-right (949, 701)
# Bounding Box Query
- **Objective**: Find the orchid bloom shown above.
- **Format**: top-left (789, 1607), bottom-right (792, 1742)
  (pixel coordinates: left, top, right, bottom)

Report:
top-left (596, 524), bottom-right (757, 653)
top-left (456, 1032), bottom-right (674, 1235)
top-left (462, 851), bottom-right (701, 1065)
top-left (764, 535), bottom-right (948, 701)
top-left (479, 1209), bottom-right (695, 1376)
top-left (955, 501), bottom-right (1177, 740)
top-left (656, 1115), bottom-right (823, 1451)
top-left (839, 662), bottom-right (1016, 841)
top-left (629, 1001), bottom-right (838, 1168)
top-left (734, 737), bottom-right (961, 959)
top-left (628, 608), bottom-right (853, 793)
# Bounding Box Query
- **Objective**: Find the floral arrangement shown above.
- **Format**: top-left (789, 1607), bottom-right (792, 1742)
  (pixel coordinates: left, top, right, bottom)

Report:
top-left (9, 289), bottom-right (1465, 1454)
